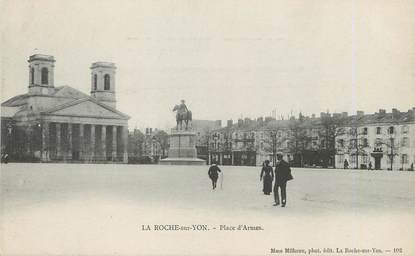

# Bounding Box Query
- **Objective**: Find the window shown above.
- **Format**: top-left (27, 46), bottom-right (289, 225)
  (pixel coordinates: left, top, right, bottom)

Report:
top-left (337, 154), bottom-right (344, 164)
top-left (362, 155), bottom-right (368, 164)
top-left (30, 67), bottom-right (34, 84)
top-left (362, 138), bottom-right (369, 147)
top-left (41, 67), bottom-right (48, 85)
top-left (362, 127), bottom-right (368, 135)
top-left (338, 139), bottom-right (344, 148)
top-left (401, 125), bottom-right (409, 134)
top-left (376, 127), bottom-right (381, 134)
top-left (93, 74), bottom-right (97, 90)
top-left (401, 154), bottom-right (408, 164)
top-left (401, 137), bottom-right (409, 147)
top-left (388, 126), bottom-right (394, 134)
top-left (104, 74), bottom-right (110, 90)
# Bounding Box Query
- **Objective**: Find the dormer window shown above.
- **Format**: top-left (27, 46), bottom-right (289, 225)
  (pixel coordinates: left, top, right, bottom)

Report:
top-left (41, 67), bottom-right (48, 85)
top-left (104, 74), bottom-right (110, 90)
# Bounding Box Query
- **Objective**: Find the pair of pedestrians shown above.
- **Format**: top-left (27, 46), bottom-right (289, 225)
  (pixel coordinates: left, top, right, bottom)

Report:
top-left (260, 153), bottom-right (293, 207)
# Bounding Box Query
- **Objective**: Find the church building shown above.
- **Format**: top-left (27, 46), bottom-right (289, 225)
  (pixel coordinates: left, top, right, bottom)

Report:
top-left (1, 54), bottom-right (130, 163)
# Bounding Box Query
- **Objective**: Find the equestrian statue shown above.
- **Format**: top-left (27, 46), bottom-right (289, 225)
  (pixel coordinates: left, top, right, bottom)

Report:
top-left (173, 100), bottom-right (192, 130)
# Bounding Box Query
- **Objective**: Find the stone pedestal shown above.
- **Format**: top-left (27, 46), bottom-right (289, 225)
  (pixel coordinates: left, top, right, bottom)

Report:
top-left (160, 129), bottom-right (205, 165)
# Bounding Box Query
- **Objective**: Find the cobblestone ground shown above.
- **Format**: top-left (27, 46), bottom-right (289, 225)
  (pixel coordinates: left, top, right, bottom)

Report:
top-left (1, 163), bottom-right (414, 255)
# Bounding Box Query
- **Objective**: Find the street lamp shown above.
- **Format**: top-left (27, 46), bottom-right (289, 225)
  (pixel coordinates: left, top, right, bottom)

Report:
top-left (270, 131), bottom-right (277, 166)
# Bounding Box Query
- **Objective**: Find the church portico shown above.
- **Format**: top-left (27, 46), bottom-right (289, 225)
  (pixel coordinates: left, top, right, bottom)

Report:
top-left (37, 120), bottom-right (128, 163)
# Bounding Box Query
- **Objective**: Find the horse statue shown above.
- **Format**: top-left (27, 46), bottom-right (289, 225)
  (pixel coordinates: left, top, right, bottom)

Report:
top-left (172, 104), bottom-right (192, 130)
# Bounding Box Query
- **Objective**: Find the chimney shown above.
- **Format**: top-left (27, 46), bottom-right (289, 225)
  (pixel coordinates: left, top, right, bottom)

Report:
top-left (227, 120), bottom-right (233, 127)
top-left (238, 119), bottom-right (243, 127)
top-left (311, 114), bottom-right (316, 118)
top-left (379, 109), bottom-right (386, 116)
top-left (342, 112), bottom-right (348, 118)
top-left (357, 111), bottom-right (364, 117)
top-left (215, 120), bottom-right (222, 127)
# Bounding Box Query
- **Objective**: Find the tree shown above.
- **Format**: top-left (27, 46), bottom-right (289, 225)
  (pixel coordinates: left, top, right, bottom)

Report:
top-left (381, 126), bottom-right (399, 171)
top-left (128, 129), bottom-right (145, 158)
top-left (317, 113), bottom-right (346, 168)
top-left (346, 126), bottom-right (369, 169)
top-left (153, 130), bottom-right (169, 158)
top-left (288, 115), bottom-right (311, 167)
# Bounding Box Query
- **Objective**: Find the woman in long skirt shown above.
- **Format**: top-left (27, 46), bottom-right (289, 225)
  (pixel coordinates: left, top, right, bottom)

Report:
top-left (260, 160), bottom-right (273, 195)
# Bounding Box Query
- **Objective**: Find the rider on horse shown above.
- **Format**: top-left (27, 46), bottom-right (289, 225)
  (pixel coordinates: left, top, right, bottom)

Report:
top-left (178, 100), bottom-right (188, 115)
top-left (173, 100), bottom-right (192, 130)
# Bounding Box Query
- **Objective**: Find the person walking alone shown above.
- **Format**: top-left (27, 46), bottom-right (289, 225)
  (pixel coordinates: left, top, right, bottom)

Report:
top-left (260, 160), bottom-right (273, 195)
top-left (273, 153), bottom-right (293, 207)
top-left (208, 161), bottom-right (222, 190)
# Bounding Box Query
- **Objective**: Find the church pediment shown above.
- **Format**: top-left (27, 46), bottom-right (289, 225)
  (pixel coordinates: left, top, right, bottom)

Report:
top-left (42, 98), bottom-right (129, 119)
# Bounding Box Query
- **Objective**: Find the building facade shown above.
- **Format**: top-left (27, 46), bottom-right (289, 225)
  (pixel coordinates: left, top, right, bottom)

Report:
top-left (335, 109), bottom-right (415, 170)
top-left (207, 109), bottom-right (415, 170)
top-left (1, 54), bottom-right (130, 163)
top-left (192, 119), bottom-right (222, 161)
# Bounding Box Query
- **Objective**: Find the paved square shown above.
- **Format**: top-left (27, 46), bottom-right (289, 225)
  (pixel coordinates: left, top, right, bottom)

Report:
top-left (1, 164), bottom-right (414, 255)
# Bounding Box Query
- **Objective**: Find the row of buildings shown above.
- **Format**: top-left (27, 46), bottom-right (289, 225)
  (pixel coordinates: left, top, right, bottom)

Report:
top-left (2, 54), bottom-right (414, 171)
top-left (202, 110), bottom-right (415, 171)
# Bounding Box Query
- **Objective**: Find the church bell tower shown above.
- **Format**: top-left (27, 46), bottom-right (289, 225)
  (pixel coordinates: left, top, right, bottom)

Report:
top-left (28, 54), bottom-right (55, 95)
top-left (90, 62), bottom-right (116, 108)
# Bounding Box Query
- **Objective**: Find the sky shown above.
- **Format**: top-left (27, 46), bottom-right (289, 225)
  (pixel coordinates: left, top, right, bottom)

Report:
top-left (1, 0), bottom-right (414, 130)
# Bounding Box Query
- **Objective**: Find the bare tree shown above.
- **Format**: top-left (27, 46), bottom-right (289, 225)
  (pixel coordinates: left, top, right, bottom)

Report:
top-left (317, 113), bottom-right (346, 167)
top-left (346, 127), bottom-right (369, 169)
top-left (288, 115), bottom-right (311, 167)
top-left (153, 130), bottom-right (169, 158)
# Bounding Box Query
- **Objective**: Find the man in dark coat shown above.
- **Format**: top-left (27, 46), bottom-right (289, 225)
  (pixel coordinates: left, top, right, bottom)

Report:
top-left (208, 162), bottom-right (222, 190)
top-left (273, 152), bottom-right (293, 207)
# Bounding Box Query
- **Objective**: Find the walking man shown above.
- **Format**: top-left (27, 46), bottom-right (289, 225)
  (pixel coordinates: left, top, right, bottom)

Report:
top-left (273, 152), bottom-right (293, 207)
top-left (208, 161), bottom-right (222, 190)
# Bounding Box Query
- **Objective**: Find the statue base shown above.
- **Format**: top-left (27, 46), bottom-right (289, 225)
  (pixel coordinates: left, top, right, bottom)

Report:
top-left (159, 129), bottom-right (206, 165)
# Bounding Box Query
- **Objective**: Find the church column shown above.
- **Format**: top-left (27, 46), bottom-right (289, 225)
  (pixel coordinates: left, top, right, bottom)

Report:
top-left (68, 123), bottom-right (73, 160)
top-left (41, 121), bottom-right (50, 162)
top-left (219, 153), bottom-right (223, 165)
top-left (101, 125), bottom-right (106, 161)
top-left (79, 123), bottom-right (84, 161)
top-left (231, 151), bottom-right (235, 166)
top-left (122, 126), bottom-right (128, 163)
top-left (90, 125), bottom-right (95, 162)
top-left (56, 123), bottom-right (61, 159)
top-left (112, 126), bottom-right (117, 161)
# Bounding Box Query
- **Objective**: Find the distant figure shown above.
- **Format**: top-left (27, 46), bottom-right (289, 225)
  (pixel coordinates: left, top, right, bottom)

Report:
top-left (273, 153), bottom-right (293, 207)
top-left (260, 160), bottom-right (273, 195)
top-left (410, 163), bottom-right (414, 171)
top-left (208, 162), bottom-right (222, 190)
top-left (2, 153), bottom-right (9, 164)
top-left (344, 159), bottom-right (349, 169)
top-left (368, 161), bottom-right (373, 170)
